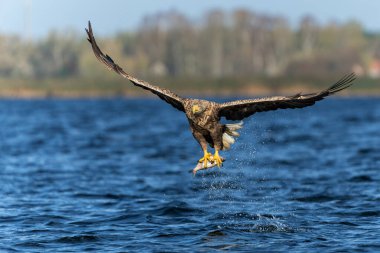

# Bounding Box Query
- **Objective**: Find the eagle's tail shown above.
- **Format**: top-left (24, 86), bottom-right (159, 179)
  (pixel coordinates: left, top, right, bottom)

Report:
top-left (222, 121), bottom-right (243, 150)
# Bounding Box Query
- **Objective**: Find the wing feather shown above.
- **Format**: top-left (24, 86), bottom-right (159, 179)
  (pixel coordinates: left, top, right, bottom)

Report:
top-left (218, 73), bottom-right (356, 120)
top-left (85, 21), bottom-right (185, 112)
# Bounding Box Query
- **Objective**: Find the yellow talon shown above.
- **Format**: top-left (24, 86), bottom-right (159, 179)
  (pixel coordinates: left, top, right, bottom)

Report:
top-left (199, 150), bottom-right (213, 168)
top-left (213, 150), bottom-right (223, 168)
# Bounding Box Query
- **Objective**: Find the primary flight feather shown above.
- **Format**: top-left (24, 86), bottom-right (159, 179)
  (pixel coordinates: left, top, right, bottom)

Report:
top-left (85, 21), bottom-right (356, 172)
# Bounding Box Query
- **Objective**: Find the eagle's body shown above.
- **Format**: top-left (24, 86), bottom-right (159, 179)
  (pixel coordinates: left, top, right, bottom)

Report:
top-left (184, 99), bottom-right (223, 150)
top-left (86, 22), bottom-right (356, 171)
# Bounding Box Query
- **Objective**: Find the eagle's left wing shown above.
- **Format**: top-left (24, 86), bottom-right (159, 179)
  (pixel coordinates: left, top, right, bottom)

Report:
top-left (218, 73), bottom-right (356, 121)
top-left (85, 21), bottom-right (185, 112)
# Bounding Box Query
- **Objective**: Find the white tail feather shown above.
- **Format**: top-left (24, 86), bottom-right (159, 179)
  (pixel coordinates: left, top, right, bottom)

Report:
top-left (222, 121), bottom-right (243, 150)
top-left (226, 129), bottom-right (240, 137)
top-left (225, 122), bottom-right (243, 131)
top-left (222, 138), bottom-right (230, 150)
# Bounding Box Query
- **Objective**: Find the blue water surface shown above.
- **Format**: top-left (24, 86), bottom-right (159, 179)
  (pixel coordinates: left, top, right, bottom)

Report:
top-left (0, 98), bottom-right (379, 252)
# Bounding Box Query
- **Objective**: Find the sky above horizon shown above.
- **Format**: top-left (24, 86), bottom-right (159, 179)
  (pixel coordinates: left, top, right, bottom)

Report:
top-left (0, 0), bottom-right (379, 39)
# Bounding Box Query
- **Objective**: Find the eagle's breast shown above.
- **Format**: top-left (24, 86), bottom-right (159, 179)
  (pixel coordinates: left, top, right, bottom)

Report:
top-left (185, 100), bottom-right (220, 131)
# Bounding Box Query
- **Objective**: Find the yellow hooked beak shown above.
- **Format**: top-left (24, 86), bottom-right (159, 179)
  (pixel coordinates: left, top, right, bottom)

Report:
top-left (192, 105), bottom-right (201, 114)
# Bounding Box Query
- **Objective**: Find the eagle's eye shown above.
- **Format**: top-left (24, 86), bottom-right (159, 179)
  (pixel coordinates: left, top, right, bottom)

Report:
top-left (192, 104), bottom-right (202, 114)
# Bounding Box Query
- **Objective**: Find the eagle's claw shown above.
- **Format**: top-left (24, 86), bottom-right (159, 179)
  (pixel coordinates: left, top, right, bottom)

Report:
top-left (199, 151), bottom-right (213, 168)
top-left (213, 150), bottom-right (223, 168)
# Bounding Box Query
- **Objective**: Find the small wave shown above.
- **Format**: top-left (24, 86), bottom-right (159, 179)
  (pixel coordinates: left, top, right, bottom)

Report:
top-left (287, 134), bottom-right (315, 143)
top-left (294, 194), bottom-right (338, 203)
top-left (357, 147), bottom-right (378, 155)
top-left (154, 201), bottom-right (202, 216)
top-left (72, 192), bottom-right (130, 200)
top-left (105, 213), bottom-right (144, 222)
top-left (343, 115), bottom-right (361, 123)
top-left (154, 233), bottom-right (179, 238)
top-left (14, 241), bottom-right (45, 248)
top-left (55, 235), bottom-right (100, 243)
top-left (45, 221), bottom-right (64, 227)
top-left (339, 221), bottom-right (358, 226)
top-left (358, 211), bottom-right (380, 217)
top-left (207, 229), bottom-right (226, 237)
top-left (349, 175), bottom-right (373, 182)
top-left (276, 158), bottom-right (297, 166)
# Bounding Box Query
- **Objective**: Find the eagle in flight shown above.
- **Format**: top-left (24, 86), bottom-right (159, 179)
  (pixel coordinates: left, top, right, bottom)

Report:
top-left (86, 21), bottom-right (356, 169)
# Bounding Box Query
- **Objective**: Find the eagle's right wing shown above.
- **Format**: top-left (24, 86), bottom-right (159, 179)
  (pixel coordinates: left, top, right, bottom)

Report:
top-left (218, 73), bottom-right (356, 121)
top-left (86, 21), bottom-right (185, 112)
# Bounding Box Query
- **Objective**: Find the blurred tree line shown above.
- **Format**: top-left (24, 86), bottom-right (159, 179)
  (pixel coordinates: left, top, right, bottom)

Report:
top-left (1, 9), bottom-right (380, 82)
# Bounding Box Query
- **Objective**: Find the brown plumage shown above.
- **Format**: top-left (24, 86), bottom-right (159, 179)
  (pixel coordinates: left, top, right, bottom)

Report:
top-left (85, 21), bottom-right (356, 169)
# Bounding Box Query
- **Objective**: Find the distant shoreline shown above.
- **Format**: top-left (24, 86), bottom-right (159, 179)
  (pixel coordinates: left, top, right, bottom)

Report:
top-left (1, 90), bottom-right (379, 99)
top-left (0, 77), bottom-right (379, 99)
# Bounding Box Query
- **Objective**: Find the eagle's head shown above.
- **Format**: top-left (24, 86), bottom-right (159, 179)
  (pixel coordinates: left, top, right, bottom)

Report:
top-left (192, 103), bottom-right (205, 116)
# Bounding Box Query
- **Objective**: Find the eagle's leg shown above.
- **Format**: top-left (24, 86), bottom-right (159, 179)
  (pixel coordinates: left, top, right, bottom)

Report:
top-left (199, 149), bottom-right (213, 168)
top-left (213, 149), bottom-right (223, 168)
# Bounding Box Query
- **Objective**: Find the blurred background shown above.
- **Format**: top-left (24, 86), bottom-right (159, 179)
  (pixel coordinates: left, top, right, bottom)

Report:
top-left (0, 0), bottom-right (379, 97)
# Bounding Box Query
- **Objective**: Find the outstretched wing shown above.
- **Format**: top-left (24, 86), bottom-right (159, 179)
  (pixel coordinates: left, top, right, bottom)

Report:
top-left (218, 73), bottom-right (356, 121)
top-left (85, 21), bottom-right (185, 112)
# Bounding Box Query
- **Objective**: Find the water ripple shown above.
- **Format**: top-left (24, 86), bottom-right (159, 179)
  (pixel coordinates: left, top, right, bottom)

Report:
top-left (0, 98), bottom-right (378, 252)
